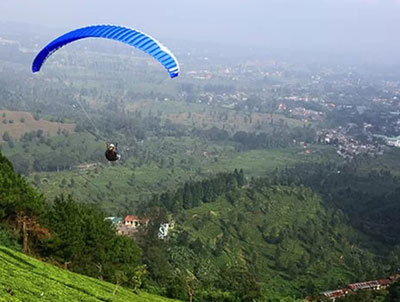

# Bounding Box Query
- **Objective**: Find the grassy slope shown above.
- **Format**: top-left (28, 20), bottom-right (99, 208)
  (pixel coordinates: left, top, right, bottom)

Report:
top-left (0, 246), bottom-right (179, 302)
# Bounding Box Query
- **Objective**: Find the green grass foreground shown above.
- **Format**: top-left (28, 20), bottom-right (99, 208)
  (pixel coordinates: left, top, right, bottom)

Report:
top-left (0, 246), bottom-right (180, 302)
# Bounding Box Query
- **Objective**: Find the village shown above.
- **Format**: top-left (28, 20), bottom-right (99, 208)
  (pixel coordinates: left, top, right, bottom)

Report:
top-left (318, 127), bottom-right (382, 160)
top-left (308, 274), bottom-right (400, 301)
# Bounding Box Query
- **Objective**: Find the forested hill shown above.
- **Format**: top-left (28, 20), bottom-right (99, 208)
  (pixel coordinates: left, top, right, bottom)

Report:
top-left (0, 151), bottom-right (167, 301)
top-left (1, 148), bottom-right (398, 301)
top-left (139, 174), bottom-right (396, 301)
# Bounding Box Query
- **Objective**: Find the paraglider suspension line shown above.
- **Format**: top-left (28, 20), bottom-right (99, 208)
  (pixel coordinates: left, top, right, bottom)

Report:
top-left (75, 97), bottom-right (107, 141)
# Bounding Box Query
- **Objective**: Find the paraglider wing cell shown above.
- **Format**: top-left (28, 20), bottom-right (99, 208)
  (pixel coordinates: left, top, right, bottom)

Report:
top-left (32, 25), bottom-right (180, 78)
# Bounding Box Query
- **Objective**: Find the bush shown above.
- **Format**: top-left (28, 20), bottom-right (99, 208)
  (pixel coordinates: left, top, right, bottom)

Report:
top-left (0, 227), bottom-right (20, 251)
top-left (2, 132), bottom-right (11, 142)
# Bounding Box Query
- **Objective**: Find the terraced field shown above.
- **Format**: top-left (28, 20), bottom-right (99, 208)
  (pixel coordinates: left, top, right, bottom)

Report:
top-left (0, 246), bottom-right (179, 302)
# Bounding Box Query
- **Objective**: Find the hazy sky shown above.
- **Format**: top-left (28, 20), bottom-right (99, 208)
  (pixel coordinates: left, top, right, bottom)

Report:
top-left (1, 0), bottom-right (399, 61)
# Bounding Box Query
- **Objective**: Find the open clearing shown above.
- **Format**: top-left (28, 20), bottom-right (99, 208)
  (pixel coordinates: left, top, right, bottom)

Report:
top-left (0, 110), bottom-right (75, 140)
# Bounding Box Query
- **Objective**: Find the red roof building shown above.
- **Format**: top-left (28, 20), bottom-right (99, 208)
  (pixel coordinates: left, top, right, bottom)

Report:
top-left (321, 289), bottom-right (347, 301)
top-left (347, 280), bottom-right (380, 291)
top-left (378, 279), bottom-right (392, 289)
top-left (115, 215), bottom-right (149, 235)
top-left (319, 275), bottom-right (397, 301)
top-left (124, 215), bottom-right (141, 228)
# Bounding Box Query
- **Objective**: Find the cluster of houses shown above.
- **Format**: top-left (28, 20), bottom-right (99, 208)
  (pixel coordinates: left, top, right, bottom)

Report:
top-left (319, 127), bottom-right (381, 160)
top-left (316, 275), bottom-right (399, 301)
top-left (106, 215), bottom-right (171, 239)
top-left (385, 136), bottom-right (400, 148)
top-left (288, 107), bottom-right (324, 122)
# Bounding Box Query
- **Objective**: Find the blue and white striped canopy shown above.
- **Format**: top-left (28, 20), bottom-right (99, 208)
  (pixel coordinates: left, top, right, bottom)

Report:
top-left (32, 25), bottom-right (180, 78)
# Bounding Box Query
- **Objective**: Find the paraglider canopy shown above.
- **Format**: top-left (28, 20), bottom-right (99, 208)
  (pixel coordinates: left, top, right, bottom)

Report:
top-left (32, 24), bottom-right (180, 78)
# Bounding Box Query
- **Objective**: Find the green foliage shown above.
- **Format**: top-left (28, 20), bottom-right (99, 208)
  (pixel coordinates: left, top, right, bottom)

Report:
top-left (217, 265), bottom-right (262, 302)
top-left (42, 195), bottom-right (142, 284)
top-left (387, 281), bottom-right (400, 302)
top-left (8, 154), bottom-right (30, 175)
top-left (33, 151), bottom-right (77, 172)
top-left (0, 151), bottom-right (45, 220)
top-left (195, 125), bottom-right (316, 151)
top-left (18, 137), bottom-right (327, 214)
top-left (166, 274), bottom-right (189, 301)
top-left (153, 169), bottom-right (246, 213)
top-left (271, 161), bottom-right (400, 245)
top-left (0, 225), bottom-right (20, 251)
top-left (138, 180), bottom-right (397, 301)
top-left (2, 131), bottom-right (11, 142)
top-left (137, 207), bottom-right (172, 285)
top-left (131, 264), bottom-right (148, 293)
top-left (0, 246), bottom-right (180, 302)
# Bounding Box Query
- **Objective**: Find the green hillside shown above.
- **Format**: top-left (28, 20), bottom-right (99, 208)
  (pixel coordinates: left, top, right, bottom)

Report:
top-left (0, 245), bottom-right (180, 302)
top-left (0, 145), bottom-right (397, 301)
top-left (148, 183), bottom-right (391, 300)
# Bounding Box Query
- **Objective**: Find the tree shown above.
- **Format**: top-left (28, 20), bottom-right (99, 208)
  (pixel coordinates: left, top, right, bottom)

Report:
top-left (112, 271), bottom-right (128, 296)
top-left (43, 195), bottom-right (142, 283)
top-left (8, 155), bottom-right (30, 175)
top-left (2, 131), bottom-right (11, 142)
top-left (16, 211), bottom-right (50, 254)
top-left (217, 265), bottom-right (262, 302)
top-left (136, 207), bottom-right (171, 284)
top-left (0, 152), bottom-right (45, 221)
top-left (130, 264), bottom-right (147, 293)
top-left (388, 281), bottom-right (400, 302)
top-left (167, 274), bottom-right (188, 300)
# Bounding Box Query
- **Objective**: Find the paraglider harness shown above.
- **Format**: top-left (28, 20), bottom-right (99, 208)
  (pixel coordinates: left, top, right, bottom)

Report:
top-left (105, 142), bottom-right (121, 161)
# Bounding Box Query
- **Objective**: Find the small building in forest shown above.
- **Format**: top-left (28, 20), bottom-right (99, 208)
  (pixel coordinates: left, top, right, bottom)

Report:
top-left (321, 289), bottom-right (346, 301)
top-left (347, 280), bottom-right (380, 291)
top-left (106, 217), bottom-right (123, 226)
top-left (124, 215), bottom-right (142, 228)
top-left (319, 275), bottom-right (400, 301)
top-left (115, 215), bottom-right (149, 235)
